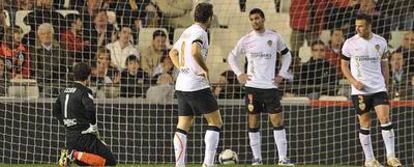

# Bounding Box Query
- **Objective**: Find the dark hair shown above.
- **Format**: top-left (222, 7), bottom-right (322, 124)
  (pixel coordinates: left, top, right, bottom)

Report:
top-left (330, 28), bottom-right (344, 36)
top-left (73, 62), bottom-right (91, 81)
top-left (194, 3), bottom-right (213, 23)
top-left (152, 30), bottom-right (166, 39)
top-left (310, 40), bottom-right (325, 48)
top-left (221, 70), bottom-right (238, 84)
top-left (249, 8), bottom-right (265, 19)
top-left (356, 14), bottom-right (373, 25)
top-left (125, 55), bottom-right (139, 66)
top-left (66, 14), bottom-right (81, 27)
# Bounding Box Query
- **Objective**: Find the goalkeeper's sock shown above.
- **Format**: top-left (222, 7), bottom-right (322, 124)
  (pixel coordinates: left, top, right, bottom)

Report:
top-left (273, 126), bottom-right (288, 160)
top-left (174, 128), bottom-right (188, 166)
top-left (381, 122), bottom-right (395, 157)
top-left (359, 128), bottom-right (375, 161)
top-left (203, 126), bottom-right (220, 166)
top-left (72, 150), bottom-right (106, 166)
top-left (248, 128), bottom-right (262, 160)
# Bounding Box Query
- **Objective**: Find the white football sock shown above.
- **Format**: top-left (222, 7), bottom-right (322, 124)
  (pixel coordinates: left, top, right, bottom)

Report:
top-left (203, 128), bottom-right (220, 166)
top-left (249, 131), bottom-right (262, 160)
top-left (174, 130), bottom-right (187, 166)
top-left (273, 127), bottom-right (288, 160)
top-left (381, 123), bottom-right (395, 157)
top-left (359, 128), bottom-right (375, 161)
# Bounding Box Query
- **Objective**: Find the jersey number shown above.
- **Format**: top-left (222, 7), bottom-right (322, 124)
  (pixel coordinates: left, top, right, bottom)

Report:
top-left (64, 94), bottom-right (69, 118)
top-left (179, 41), bottom-right (186, 68)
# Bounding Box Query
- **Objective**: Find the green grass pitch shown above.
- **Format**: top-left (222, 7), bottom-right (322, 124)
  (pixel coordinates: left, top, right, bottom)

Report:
top-left (0, 164), bottom-right (361, 167)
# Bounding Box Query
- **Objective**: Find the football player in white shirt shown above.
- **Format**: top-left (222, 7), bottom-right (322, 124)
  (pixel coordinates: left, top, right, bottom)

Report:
top-left (227, 8), bottom-right (294, 166)
top-left (341, 14), bottom-right (402, 167)
top-left (168, 3), bottom-right (222, 167)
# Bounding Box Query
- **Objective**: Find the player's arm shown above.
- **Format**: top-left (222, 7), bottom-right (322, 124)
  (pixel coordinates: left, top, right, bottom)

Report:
top-left (341, 57), bottom-right (364, 90)
top-left (381, 53), bottom-right (390, 87)
top-left (52, 96), bottom-right (64, 123)
top-left (228, 38), bottom-right (250, 83)
top-left (191, 42), bottom-right (208, 73)
top-left (277, 48), bottom-right (292, 79)
top-left (82, 91), bottom-right (96, 125)
top-left (169, 49), bottom-right (180, 69)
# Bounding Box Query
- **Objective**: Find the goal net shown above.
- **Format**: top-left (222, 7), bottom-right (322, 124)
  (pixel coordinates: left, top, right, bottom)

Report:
top-left (0, 0), bottom-right (413, 165)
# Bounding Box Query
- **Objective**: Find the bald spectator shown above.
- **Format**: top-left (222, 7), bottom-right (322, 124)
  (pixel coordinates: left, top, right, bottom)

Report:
top-left (106, 25), bottom-right (139, 70)
top-left (141, 30), bottom-right (168, 75)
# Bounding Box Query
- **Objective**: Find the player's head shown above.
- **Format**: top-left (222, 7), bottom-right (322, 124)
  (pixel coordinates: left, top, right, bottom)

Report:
top-left (73, 62), bottom-right (91, 82)
top-left (355, 14), bottom-right (372, 38)
top-left (194, 2), bottom-right (213, 27)
top-left (249, 8), bottom-right (265, 31)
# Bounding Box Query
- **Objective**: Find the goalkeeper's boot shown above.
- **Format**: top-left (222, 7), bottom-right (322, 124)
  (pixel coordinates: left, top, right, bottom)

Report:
top-left (387, 156), bottom-right (402, 167)
top-left (364, 159), bottom-right (384, 167)
top-left (251, 158), bottom-right (263, 166)
top-left (278, 158), bottom-right (295, 166)
top-left (58, 149), bottom-right (70, 167)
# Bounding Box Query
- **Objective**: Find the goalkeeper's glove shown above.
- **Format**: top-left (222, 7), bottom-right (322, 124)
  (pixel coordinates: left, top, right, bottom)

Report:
top-left (81, 124), bottom-right (98, 135)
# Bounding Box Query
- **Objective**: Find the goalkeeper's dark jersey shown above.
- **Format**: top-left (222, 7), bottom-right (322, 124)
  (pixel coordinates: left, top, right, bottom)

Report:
top-left (53, 82), bottom-right (96, 135)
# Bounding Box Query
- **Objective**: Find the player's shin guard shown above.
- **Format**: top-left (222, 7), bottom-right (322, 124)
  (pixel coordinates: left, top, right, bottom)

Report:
top-left (381, 122), bottom-right (395, 157)
top-left (203, 126), bottom-right (220, 166)
top-left (174, 128), bottom-right (188, 167)
top-left (248, 128), bottom-right (262, 160)
top-left (359, 128), bottom-right (375, 161)
top-left (273, 126), bottom-right (288, 160)
top-left (72, 150), bottom-right (106, 166)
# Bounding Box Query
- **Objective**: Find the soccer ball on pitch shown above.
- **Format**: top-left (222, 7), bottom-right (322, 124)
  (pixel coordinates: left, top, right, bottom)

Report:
top-left (218, 149), bottom-right (238, 165)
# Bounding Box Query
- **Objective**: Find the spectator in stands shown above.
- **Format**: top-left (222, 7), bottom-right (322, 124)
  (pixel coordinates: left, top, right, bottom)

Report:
top-left (0, 57), bottom-right (10, 96)
top-left (24, 0), bottom-right (64, 45)
top-left (0, 8), bottom-right (7, 41)
top-left (60, 14), bottom-right (90, 62)
top-left (141, 30), bottom-right (168, 75)
top-left (324, 0), bottom-right (357, 30)
top-left (389, 51), bottom-right (412, 100)
top-left (106, 0), bottom-right (152, 27)
top-left (90, 47), bottom-right (120, 85)
top-left (5, 0), bottom-right (35, 26)
top-left (325, 28), bottom-right (345, 76)
top-left (120, 55), bottom-right (150, 97)
top-left (0, 27), bottom-right (30, 79)
top-left (29, 23), bottom-right (69, 97)
top-left (378, 0), bottom-right (414, 31)
top-left (347, 0), bottom-right (392, 41)
top-left (212, 70), bottom-right (242, 99)
top-left (106, 25), bottom-right (139, 70)
top-left (145, 73), bottom-right (175, 103)
top-left (153, 0), bottom-right (193, 28)
top-left (53, 0), bottom-right (84, 9)
top-left (289, 0), bottom-right (327, 58)
top-left (396, 31), bottom-right (414, 74)
top-left (152, 55), bottom-right (177, 84)
top-left (84, 11), bottom-right (116, 60)
top-left (297, 40), bottom-right (338, 98)
top-left (80, 0), bottom-right (103, 29)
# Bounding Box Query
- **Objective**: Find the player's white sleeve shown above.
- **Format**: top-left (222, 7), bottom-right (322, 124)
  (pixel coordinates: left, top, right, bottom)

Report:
top-left (227, 38), bottom-right (245, 76)
top-left (341, 40), bottom-right (351, 59)
top-left (278, 51), bottom-right (292, 79)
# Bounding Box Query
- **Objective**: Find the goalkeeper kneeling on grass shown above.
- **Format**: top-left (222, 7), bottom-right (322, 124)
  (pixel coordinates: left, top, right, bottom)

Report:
top-left (53, 62), bottom-right (116, 166)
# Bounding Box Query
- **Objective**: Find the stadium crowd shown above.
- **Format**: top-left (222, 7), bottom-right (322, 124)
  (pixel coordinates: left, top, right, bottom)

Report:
top-left (0, 0), bottom-right (413, 100)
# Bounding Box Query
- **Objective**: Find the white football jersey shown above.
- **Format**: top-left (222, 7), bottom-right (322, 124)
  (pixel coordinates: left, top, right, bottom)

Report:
top-left (229, 29), bottom-right (288, 89)
top-left (172, 24), bottom-right (210, 91)
top-left (342, 33), bottom-right (389, 95)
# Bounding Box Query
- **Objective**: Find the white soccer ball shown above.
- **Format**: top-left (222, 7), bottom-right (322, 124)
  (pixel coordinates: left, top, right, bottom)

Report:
top-left (218, 149), bottom-right (238, 165)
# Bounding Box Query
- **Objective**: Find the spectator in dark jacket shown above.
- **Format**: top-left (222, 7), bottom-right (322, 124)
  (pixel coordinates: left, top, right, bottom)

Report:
top-left (120, 55), bottom-right (150, 97)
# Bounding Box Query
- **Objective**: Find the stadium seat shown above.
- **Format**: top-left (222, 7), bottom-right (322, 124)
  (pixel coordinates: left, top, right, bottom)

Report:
top-left (173, 28), bottom-right (186, 43)
top-left (228, 12), bottom-right (251, 32)
top-left (246, 0), bottom-right (277, 15)
top-left (15, 10), bottom-right (32, 34)
top-left (266, 13), bottom-right (292, 48)
top-left (389, 31), bottom-right (409, 49)
top-left (319, 95), bottom-right (348, 101)
top-left (55, 10), bottom-right (79, 17)
top-left (138, 28), bottom-right (170, 50)
top-left (103, 85), bottom-right (120, 98)
top-left (279, 0), bottom-right (291, 13)
top-left (299, 43), bottom-right (312, 63)
top-left (210, 0), bottom-right (240, 26)
top-left (320, 30), bottom-right (331, 45)
top-left (281, 96), bottom-right (310, 105)
top-left (7, 79), bottom-right (39, 99)
top-left (3, 10), bottom-right (10, 27)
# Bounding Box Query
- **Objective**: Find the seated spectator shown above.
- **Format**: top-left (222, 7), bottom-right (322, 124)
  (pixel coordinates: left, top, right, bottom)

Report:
top-left (152, 55), bottom-right (177, 82)
top-left (60, 14), bottom-right (90, 62)
top-left (297, 40), bottom-right (338, 98)
top-left (395, 31), bottom-right (414, 74)
top-left (389, 51), bottom-right (411, 100)
top-left (325, 28), bottom-right (345, 76)
top-left (146, 73), bottom-right (175, 103)
top-left (29, 23), bottom-right (69, 97)
top-left (84, 11), bottom-right (116, 60)
top-left (120, 55), bottom-right (150, 97)
top-left (0, 57), bottom-right (10, 96)
top-left (106, 25), bottom-right (139, 70)
top-left (141, 30), bottom-right (168, 76)
top-left (0, 27), bottom-right (30, 79)
top-left (153, 0), bottom-right (193, 28)
top-left (90, 47), bottom-right (120, 85)
top-left (212, 70), bottom-right (242, 99)
top-left (106, 1), bottom-right (152, 27)
top-left (0, 8), bottom-right (7, 41)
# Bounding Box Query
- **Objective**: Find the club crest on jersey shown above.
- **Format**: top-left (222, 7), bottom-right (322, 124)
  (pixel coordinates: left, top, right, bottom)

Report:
top-left (267, 40), bottom-right (272, 47)
top-left (375, 44), bottom-right (380, 51)
top-left (247, 94), bottom-right (254, 112)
